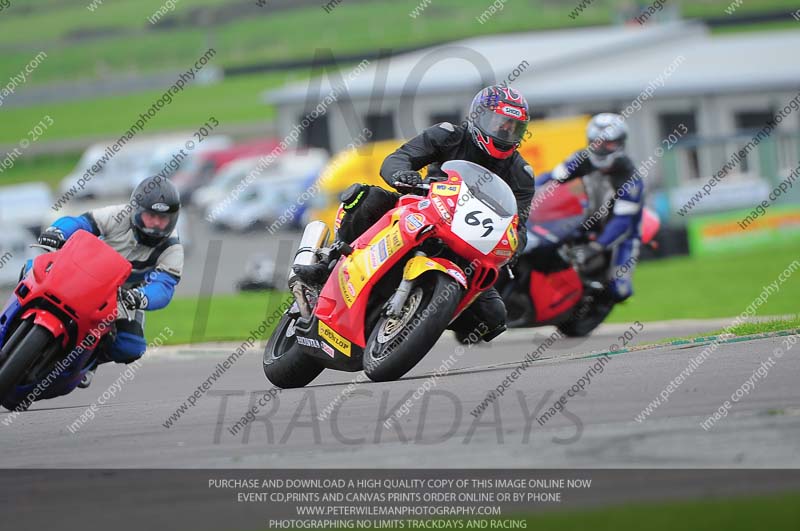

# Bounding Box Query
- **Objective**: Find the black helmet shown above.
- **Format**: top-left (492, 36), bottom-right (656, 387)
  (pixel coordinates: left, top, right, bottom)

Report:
top-left (130, 176), bottom-right (181, 247)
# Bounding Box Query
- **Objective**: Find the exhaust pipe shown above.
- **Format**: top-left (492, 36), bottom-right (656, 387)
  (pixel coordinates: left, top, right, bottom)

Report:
top-left (287, 221), bottom-right (330, 287)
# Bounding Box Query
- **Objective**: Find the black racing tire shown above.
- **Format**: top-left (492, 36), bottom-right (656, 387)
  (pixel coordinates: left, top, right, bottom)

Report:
top-left (263, 314), bottom-right (324, 389)
top-left (364, 274), bottom-right (461, 382)
top-left (0, 323), bottom-right (53, 405)
top-left (557, 302), bottom-right (614, 337)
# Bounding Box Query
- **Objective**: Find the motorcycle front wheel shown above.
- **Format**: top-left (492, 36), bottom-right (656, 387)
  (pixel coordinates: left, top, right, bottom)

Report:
top-left (363, 274), bottom-right (461, 382)
top-left (0, 322), bottom-right (53, 405)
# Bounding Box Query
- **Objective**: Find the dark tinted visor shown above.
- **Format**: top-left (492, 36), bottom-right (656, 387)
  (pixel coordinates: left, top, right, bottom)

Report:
top-left (475, 109), bottom-right (528, 144)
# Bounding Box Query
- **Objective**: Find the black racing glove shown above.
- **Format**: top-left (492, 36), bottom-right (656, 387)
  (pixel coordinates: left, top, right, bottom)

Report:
top-left (120, 288), bottom-right (148, 311)
top-left (392, 170), bottom-right (423, 188)
top-left (573, 241), bottom-right (605, 271)
top-left (38, 228), bottom-right (66, 250)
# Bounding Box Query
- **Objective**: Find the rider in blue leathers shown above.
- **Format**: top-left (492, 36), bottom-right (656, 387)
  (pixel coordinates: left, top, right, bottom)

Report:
top-left (32, 176), bottom-right (183, 387)
top-left (535, 113), bottom-right (644, 301)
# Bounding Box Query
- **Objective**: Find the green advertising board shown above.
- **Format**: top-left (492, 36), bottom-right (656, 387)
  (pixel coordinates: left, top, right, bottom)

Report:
top-left (688, 205), bottom-right (800, 256)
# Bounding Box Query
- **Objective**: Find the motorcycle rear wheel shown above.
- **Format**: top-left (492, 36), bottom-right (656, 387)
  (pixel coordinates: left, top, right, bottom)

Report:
top-left (363, 274), bottom-right (461, 382)
top-left (557, 301), bottom-right (614, 337)
top-left (263, 314), bottom-right (324, 389)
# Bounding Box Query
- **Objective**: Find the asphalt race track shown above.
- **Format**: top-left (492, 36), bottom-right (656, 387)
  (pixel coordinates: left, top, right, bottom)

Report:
top-left (1, 320), bottom-right (799, 468)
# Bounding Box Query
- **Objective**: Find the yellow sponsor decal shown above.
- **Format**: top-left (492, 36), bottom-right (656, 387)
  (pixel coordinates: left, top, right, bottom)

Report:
top-left (403, 256), bottom-right (448, 280)
top-left (338, 264), bottom-right (356, 306)
top-left (338, 224), bottom-right (406, 307)
top-left (333, 206), bottom-right (346, 231)
top-left (387, 225), bottom-right (404, 254)
top-left (318, 321), bottom-right (352, 357)
top-left (433, 183), bottom-right (460, 196)
top-left (506, 224), bottom-right (519, 252)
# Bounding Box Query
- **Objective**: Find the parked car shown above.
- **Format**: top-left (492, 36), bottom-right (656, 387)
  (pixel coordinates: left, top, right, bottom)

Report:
top-left (0, 224), bottom-right (35, 287)
top-left (192, 157), bottom-right (262, 213)
top-left (211, 173), bottom-right (309, 232)
top-left (59, 136), bottom-right (184, 200)
top-left (170, 138), bottom-right (280, 201)
top-left (193, 148), bottom-right (329, 214)
top-left (127, 135), bottom-right (232, 194)
top-left (0, 182), bottom-right (53, 234)
top-left (236, 255), bottom-right (277, 292)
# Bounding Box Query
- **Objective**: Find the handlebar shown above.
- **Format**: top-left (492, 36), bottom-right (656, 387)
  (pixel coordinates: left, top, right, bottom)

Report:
top-left (392, 181), bottom-right (430, 193)
top-left (117, 287), bottom-right (135, 321)
top-left (29, 243), bottom-right (56, 253)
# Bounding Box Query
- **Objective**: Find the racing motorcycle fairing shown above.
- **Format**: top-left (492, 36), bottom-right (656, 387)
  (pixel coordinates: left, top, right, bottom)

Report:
top-left (298, 161), bottom-right (518, 366)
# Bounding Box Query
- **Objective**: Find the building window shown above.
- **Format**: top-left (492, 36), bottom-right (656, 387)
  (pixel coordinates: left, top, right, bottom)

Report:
top-left (364, 113), bottom-right (395, 141)
top-left (734, 110), bottom-right (774, 174)
top-left (735, 110), bottom-right (774, 132)
top-left (429, 111), bottom-right (464, 128)
top-left (658, 111), bottom-right (697, 138)
top-left (300, 113), bottom-right (331, 152)
top-left (658, 111), bottom-right (699, 181)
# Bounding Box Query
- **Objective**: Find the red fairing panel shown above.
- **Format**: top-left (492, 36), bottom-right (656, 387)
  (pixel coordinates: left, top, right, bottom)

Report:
top-left (641, 208), bottom-right (660, 245)
top-left (24, 230), bottom-right (131, 346)
top-left (529, 269), bottom-right (583, 323)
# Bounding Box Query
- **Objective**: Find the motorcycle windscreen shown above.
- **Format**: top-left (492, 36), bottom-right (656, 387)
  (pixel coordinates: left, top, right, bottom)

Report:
top-left (528, 180), bottom-right (588, 244)
top-left (443, 160), bottom-right (516, 254)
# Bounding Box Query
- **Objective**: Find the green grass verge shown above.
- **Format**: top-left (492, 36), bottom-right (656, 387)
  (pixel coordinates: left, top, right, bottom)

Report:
top-left (145, 291), bottom-right (291, 345)
top-left (525, 491), bottom-right (800, 530)
top-left (606, 243), bottom-right (799, 323)
top-left (711, 19), bottom-right (800, 34)
top-left (724, 315), bottom-right (800, 336)
top-left (146, 243), bottom-right (798, 345)
top-left (2, 0), bottom-right (798, 85)
top-left (639, 315), bottom-right (799, 348)
top-left (0, 71), bottom-right (290, 145)
top-left (0, 153), bottom-right (80, 190)
top-left (386, 491), bottom-right (800, 531)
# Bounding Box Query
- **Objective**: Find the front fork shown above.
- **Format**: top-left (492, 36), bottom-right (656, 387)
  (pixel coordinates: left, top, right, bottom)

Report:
top-left (384, 254), bottom-right (469, 319)
top-left (384, 251), bottom-right (426, 318)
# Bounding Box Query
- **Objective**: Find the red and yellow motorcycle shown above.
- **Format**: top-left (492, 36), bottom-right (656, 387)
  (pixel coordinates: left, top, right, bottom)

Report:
top-left (263, 160), bottom-right (519, 387)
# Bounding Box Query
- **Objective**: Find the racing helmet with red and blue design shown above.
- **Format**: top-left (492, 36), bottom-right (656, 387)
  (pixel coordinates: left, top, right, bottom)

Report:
top-left (468, 85), bottom-right (530, 159)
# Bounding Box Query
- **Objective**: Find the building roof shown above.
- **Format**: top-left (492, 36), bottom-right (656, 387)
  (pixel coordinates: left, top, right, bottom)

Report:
top-left (267, 23), bottom-right (800, 107)
top-left (515, 29), bottom-right (800, 105)
top-left (265, 22), bottom-right (709, 104)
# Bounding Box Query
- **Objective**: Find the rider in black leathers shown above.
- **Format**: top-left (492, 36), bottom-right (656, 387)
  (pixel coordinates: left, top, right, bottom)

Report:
top-left (296, 84), bottom-right (536, 343)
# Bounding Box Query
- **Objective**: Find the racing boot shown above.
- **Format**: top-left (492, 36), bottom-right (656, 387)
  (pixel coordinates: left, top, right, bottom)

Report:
top-left (78, 332), bottom-right (115, 388)
top-left (78, 363), bottom-right (97, 389)
top-left (291, 261), bottom-right (331, 286)
top-left (291, 240), bottom-right (352, 287)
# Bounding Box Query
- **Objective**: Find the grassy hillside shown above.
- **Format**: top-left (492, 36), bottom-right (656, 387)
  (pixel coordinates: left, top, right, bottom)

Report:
top-left (2, 0), bottom-right (797, 85)
top-left (0, 70), bottom-right (290, 144)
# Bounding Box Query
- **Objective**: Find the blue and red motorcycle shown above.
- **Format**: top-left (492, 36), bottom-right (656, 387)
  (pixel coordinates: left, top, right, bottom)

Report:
top-left (498, 178), bottom-right (660, 336)
top-left (0, 230), bottom-right (130, 411)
